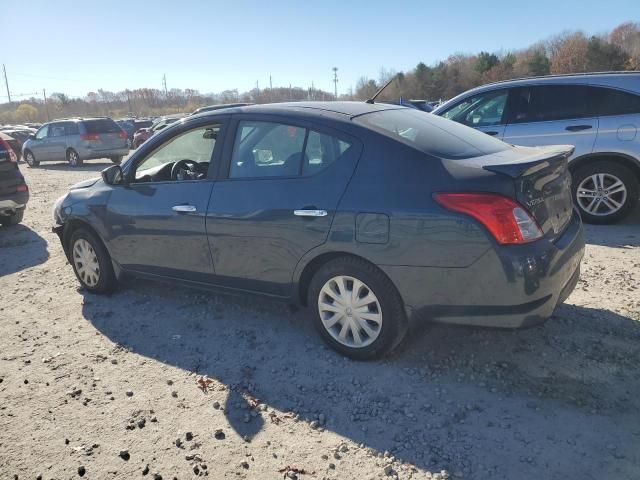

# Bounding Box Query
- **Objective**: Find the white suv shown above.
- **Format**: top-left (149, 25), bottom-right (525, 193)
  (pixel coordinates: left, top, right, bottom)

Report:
top-left (433, 72), bottom-right (640, 224)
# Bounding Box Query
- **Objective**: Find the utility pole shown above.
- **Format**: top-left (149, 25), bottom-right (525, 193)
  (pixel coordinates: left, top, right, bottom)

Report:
top-left (269, 75), bottom-right (273, 102)
top-left (3, 64), bottom-right (11, 103)
top-left (43, 89), bottom-right (50, 121)
top-left (332, 67), bottom-right (338, 100)
top-left (162, 74), bottom-right (168, 96)
top-left (289, 84), bottom-right (292, 101)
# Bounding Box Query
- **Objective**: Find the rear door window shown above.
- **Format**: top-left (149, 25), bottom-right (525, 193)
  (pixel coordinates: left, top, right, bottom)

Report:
top-left (83, 119), bottom-right (121, 134)
top-left (65, 122), bottom-right (79, 135)
top-left (229, 121), bottom-right (353, 178)
top-left (48, 123), bottom-right (66, 138)
top-left (510, 85), bottom-right (589, 123)
top-left (588, 87), bottom-right (640, 116)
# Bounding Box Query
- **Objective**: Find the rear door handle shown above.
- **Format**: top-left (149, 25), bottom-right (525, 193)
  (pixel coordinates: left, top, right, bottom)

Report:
top-left (485, 131), bottom-right (499, 136)
top-left (294, 209), bottom-right (327, 217)
top-left (565, 125), bottom-right (592, 132)
top-left (172, 205), bottom-right (197, 213)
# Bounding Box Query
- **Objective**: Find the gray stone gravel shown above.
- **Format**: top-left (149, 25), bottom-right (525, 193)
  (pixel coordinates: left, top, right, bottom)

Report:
top-left (0, 159), bottom-right (639, 479)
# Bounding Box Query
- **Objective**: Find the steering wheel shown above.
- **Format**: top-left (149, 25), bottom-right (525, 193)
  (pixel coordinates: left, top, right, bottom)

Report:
top-left (171, 159), bottom-right (199, 181)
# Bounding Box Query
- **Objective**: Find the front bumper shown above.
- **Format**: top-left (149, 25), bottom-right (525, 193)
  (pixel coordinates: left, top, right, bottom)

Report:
top-left (382, 209), bottom-right (585, 329)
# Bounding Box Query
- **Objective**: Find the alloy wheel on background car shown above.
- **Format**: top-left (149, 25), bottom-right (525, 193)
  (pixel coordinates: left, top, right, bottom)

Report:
top-left (576, 173), bottom-right (627, 217)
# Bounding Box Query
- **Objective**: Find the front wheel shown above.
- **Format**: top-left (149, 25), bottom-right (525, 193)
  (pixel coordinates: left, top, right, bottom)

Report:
top-left (67, 149), bottom-right (83, 167)
top-left (24, 150), bottom-right (39, 167)
top-left (110, 156), bottom-right (123, 165)
top-left (308, 257), bottom-right (407, 360)
top-left (572, 161), bottom-right (638, 224)
top-left (69, 228), bottom-right (117, 294)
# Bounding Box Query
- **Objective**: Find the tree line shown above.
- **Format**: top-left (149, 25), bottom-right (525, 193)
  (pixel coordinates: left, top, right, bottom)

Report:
top-left (1, 21), bottom-right (639, 124)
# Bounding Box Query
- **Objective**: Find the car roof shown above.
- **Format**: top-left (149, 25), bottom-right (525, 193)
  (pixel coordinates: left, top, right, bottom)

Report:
top-left (434, 71), bottom-right (640, 112)
top-left (192, 101), bottom-right (403, 122)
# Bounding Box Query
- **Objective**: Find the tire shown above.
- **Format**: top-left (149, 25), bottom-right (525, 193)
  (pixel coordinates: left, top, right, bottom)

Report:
top-left (110, 156), bottom-right (123, 165)
top-left (67, 148), bottom-right (83, 167)
top-left (0, 209), bottom-right (24, 226)
top-left (572, 161), bottom-right (638, 224)
top-left (24, 150), bottom-right (39, 167)
top-left (68, 227), bottom-right (117, 294)
top-left (307, 256), bottom-right (407, 360)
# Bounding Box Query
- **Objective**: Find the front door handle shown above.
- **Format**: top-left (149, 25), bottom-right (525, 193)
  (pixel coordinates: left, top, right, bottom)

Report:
top-left (294, 209), bottom-right (327, 217)
top-left (485, 131), bottom-right (499, 136)
top-left (172, 205), bottom-right (197, 213)
top-left (565, 125), bottom-right (592, 132)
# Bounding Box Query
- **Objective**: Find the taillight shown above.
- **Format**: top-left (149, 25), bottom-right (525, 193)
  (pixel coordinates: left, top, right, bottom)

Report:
top-left (433, 192), bottom-right (543, 245)
top-left (0, 139), bottom-right (17, 163)
top-left (16, 184), bottom-right (28, 192)
top-left (80, 133), bottom-right (100, 141)
top-left (118, 131), bottom-right (127, 139)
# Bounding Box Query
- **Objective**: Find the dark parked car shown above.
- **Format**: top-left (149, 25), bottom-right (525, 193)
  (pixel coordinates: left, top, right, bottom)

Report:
top-left (0, 132), bottom-right (29, 226)
top-left (52, 102), bottom-right (584, 359)
top-left (23, 117), bottom-right (129, 167)
top-left (0, 131), bottom-right (24, 161)
top-left (132, 115), bottom-right (184, 148)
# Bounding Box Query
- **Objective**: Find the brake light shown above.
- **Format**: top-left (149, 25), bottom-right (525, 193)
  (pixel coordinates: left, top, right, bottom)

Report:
top-left (433, 192), bottom-right (543, 245)
top-left (16, 184), bottom-right (28, 192)
top-left (80, 133), bottom-right (100, 141)
top-left (118, 131), bottom-right (127, 139)
top-left (0, 139), bottom-right (17, 163)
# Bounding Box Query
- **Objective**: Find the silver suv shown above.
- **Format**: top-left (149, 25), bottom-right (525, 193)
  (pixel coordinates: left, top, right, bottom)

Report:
top-left (22, 117), bottom-right (129, 168)
top-left (433, 72), bottom-right (640, 224)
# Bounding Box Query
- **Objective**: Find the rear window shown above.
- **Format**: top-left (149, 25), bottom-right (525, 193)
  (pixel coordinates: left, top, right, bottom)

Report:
top-left (83, 119), bottom-right (121, 134)
top-left (589, 87), bottom-right (640, 116)
top-left (355, 108), bottom-right (509, 159)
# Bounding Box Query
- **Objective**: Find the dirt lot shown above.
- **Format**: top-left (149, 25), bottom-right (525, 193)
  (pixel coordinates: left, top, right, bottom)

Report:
top-left (1, 158), bottom-right (639, 480)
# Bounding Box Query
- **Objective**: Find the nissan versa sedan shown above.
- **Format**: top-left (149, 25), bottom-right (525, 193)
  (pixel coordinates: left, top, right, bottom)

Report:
top-left (52, 102), bottom-right (585, 359)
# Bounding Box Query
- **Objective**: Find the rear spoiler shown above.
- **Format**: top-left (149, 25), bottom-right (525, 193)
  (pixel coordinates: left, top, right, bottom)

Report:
top-left (482, 146), bottom-right (574, 179)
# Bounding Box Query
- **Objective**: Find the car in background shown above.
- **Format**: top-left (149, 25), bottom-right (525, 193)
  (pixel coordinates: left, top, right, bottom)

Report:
top-left (52, 102), bottom-right (584, 359)
top-left (0, 132), bottom-right (29, 226)
top-left (191, 103), bottom-right (253, 115)
top-left (432, 72), bottom-right (640, 224)
top-left (22, 117), bottom-right (129, 167)
top-left (1, 129), bottom-right (31, 160)
top-left (132, 114), bottom-right (184, 148)
top-left (116, 119), bottom-right (136, 148)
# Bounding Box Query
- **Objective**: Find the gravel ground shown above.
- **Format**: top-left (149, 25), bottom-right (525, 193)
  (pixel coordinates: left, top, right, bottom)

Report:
top-left (1, 158), bottom-right (639, 480)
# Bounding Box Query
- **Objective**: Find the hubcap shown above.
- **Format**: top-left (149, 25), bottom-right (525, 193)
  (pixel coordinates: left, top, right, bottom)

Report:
top-left (69, 151), bottom-right (78, 165)
top-left (576, 173), bottom-right (627, 216)
top-left (73, 239), bottom-right (100, 287)
top-left (26, 153), bottom-right (34, 164)
top-left (318, 275), bottom-right (382, 348)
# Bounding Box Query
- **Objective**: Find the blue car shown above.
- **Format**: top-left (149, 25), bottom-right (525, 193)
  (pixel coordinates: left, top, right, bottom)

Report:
top-left (52, 102), bottom-right (584, 359)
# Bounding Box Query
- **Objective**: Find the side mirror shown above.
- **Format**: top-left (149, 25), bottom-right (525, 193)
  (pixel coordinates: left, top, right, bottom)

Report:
top-left (28, 134), bottom-right (36, 140)
top-left (101, 165), bottom-right (124, 185)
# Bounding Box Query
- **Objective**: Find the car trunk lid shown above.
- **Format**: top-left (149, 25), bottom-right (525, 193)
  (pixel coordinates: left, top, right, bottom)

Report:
top-left (481, 145), bottom-right (575, 238)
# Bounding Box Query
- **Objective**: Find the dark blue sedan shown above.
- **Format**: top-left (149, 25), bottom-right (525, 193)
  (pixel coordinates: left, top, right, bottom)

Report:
top-left (52, 102), bottom-right (585, 359)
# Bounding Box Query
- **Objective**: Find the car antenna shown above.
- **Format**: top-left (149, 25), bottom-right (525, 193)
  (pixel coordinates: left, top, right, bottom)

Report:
top-left (365, 75), bottom-right (398, 104)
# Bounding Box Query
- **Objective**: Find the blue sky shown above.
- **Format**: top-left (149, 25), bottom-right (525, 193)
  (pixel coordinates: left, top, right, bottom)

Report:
top-left (0, 0), bottom-right (636, 100)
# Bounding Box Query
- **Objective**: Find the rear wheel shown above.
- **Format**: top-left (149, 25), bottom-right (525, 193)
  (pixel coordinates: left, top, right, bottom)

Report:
top-left (24, 150), bottom-right (39, 167)
top-left (67, 149), bottom-right (83, 167)
top-left (69, 228), bottom-right (116, 294)
top-left (308, 257), bottom-right (407, 360)
top-left (110, 156), bottom-right (123, 165)
top-left (0, 209), bottom-right (24, 226)
top-left (572, 161), bottom-right (638, 224)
